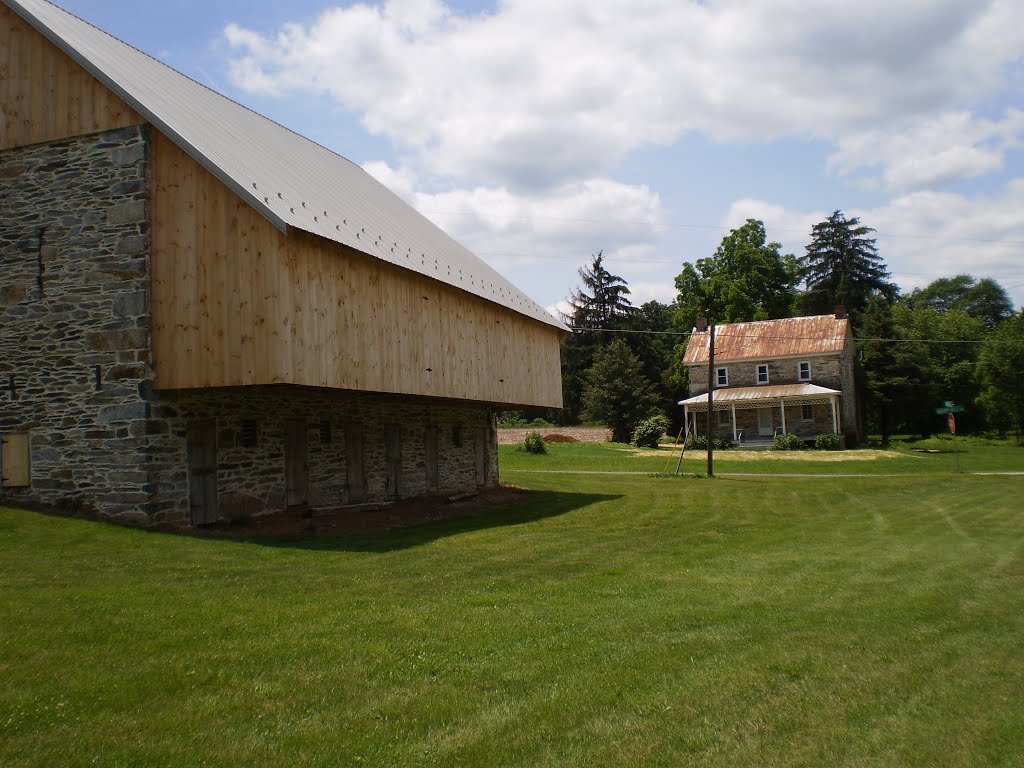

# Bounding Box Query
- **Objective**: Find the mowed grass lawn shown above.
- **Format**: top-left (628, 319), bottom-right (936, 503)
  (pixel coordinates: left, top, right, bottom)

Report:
top-left (3, 444), bottom-right (1024, 766)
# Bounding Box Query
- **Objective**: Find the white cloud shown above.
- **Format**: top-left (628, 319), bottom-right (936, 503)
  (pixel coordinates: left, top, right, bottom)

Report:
top-left (828, 109), bottom-right (1024, 191)
top-left (720, 200), bottom-right (825, 258)
top-left (362, 160), bottom-right (419, 199)
top-left (405, 175), bottom-right (665, 273)
top-left (224, 0), bottom-right (1024, 190)
top-left (726, 182), bottom-right (1024, 306)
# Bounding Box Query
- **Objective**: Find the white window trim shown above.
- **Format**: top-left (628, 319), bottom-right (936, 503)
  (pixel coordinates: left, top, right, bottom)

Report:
top-left (798, 361), bottom-right (811, 381)
top-left (756, 364), bottom-right (769, 385)
top-left (716, 367), bottom-right (729, 387)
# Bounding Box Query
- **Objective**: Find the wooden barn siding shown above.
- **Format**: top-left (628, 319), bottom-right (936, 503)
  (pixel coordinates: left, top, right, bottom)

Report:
top-left (151, 133), bottom-right (564, 407)
top-left (0, 4), bottom-right (143, 149)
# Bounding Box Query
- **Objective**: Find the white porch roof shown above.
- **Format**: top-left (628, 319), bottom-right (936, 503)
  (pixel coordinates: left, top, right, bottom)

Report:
top-left (678, 383), bottom-right (841, 409)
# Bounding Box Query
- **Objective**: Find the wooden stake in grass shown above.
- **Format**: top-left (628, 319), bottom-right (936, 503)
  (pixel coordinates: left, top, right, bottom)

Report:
top-left (707, 322), bottom-right (715, 478)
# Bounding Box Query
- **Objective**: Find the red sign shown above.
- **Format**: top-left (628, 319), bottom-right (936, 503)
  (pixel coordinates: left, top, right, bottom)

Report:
top-left (948, 414), bottom-right (956, 433)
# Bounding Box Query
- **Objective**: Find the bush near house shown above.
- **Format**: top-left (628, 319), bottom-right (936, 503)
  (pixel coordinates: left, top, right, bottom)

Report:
top-left (523, 431), bottom-right (547, 454)
top-left (687, 434), bottom-right (732, 451)
top-left (632, 415), bottom-right (670, 448)
top-left (774, 433), bottom-right (807, 451)
top-left (815, 432), bottom-right (842, 450)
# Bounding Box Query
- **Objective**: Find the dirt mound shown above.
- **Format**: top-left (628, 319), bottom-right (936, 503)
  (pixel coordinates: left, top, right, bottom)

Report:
top-left (542, 434), bottom-right (578, 443)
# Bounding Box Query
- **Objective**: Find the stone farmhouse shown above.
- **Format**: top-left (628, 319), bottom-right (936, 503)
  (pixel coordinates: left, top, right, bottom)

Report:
top-left (0, 0), bottom-right (567, 525)
top-left (679, 311), bottom-right (860, 446)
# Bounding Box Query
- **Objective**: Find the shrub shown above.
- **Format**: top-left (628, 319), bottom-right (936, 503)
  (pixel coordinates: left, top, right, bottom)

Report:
top-left (523, 431), bottom-right (547, 454)
top-left (815, 432), bottom-right (842, 450)
top-left (528, 417), bottom-right (552, 427)
top-left (686, 434), bottom-right (731, 451)
top-left (632, 415), bottom-right (670, 449)
top-left (497, 411), bottom-right (527, 428)
top-left (773, 433), bottom-right (806, 451)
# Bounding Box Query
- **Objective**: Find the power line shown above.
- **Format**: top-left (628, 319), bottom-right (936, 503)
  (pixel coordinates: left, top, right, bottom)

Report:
top-left (418, 208), bottom-right (1024, 247)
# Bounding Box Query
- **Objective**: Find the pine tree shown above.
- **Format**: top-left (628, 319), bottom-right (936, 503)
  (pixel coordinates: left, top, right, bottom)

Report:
top-left (563, 251), bottom-right (633, 332)
top-left (581, 339), bottom-right (660, 443)
top-left (559, 252), bottom-right (634, 424)
top-left (799, 210), bottom-right (897, 320)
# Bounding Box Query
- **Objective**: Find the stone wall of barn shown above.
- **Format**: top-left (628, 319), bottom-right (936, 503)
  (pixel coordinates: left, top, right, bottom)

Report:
top-left (1, 126), bottom-right (500, 526)
top-left (0, 125), bottom-right (156, 522)
top-left (145, 388), bottom-right (499, 524)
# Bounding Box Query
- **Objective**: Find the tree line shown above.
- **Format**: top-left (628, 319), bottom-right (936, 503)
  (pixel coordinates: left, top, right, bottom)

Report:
top-left (536, 211), bottom-right (1024, 445)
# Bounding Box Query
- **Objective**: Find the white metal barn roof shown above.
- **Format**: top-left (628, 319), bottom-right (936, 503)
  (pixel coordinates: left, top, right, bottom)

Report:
top-left (6, 0), bottom-right (567, 331)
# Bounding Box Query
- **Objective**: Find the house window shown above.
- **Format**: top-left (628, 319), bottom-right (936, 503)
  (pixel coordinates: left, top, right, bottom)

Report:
top-left (756, 364), bottom-right (769, 384)
top-left (718, 409), bottom-right (731, 426)
top-left (802, 404), bottom-right (814, 421)
top-left (798, 361), bottom-right (811, 381)
top-left (716, 367), bottom-right (729, 387)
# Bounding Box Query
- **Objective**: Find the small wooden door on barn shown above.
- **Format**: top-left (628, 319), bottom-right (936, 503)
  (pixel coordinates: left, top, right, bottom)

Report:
top-left (424, 426), bottom-right (439, 493)
top-left (1, 433), bottom-right (31, 487)
top-left (384, 424), bottom-right (402, 498)
top-left (186, 421), bottom-right (218, 525)
top-left (474, 427), bottom-right (488, 486)
top-left (345, 422), bottom-right (366, 503)
top-left (284, 420), bottom-right (309, 508)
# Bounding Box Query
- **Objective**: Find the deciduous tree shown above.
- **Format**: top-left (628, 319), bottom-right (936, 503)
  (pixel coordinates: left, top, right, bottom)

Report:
top-left (674, 219), bottom-right (798, 331)
top-left (977, 312), bottom-right (1024, 443)
top-left (905, 274), bottom-right (1014, 329)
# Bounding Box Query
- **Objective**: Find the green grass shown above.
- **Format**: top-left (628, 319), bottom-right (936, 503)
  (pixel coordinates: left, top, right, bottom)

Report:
top-left (500, 435), bottom-right (1024, 476)
top-left (3, 449), bottom-right (1024, 766)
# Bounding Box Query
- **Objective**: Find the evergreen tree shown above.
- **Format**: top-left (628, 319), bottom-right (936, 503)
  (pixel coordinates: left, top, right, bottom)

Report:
top-left (858, 297), bottom-right (935, 444)
top-left (563, 251), bottom-right (633, 332)
top-left (581, 339), bottom-right (660, 443)
top-left (799, 210), bottom-right (897, 320)
top-left (558, 252), bottom-right (634, 425)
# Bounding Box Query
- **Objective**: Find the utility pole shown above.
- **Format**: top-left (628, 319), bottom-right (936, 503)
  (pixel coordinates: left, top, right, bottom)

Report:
top-left (706, 321), bottom-right (715, 478)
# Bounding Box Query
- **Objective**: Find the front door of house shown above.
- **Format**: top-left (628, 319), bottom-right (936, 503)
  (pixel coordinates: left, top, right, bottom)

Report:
top-left (757, 408), bottom-right (773, 437)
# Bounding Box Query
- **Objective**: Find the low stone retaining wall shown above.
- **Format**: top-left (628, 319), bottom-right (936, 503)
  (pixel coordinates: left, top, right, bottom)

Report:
top-left (498, 426), bottom-right (611, 445)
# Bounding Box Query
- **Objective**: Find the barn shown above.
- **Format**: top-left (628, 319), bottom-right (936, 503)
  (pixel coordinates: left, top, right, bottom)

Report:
top-left (0, 0), bottom-right (567, 525)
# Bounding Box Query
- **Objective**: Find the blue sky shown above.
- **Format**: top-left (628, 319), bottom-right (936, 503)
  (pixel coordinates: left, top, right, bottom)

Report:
top-left (60, 0), bottom-right (1024, 314)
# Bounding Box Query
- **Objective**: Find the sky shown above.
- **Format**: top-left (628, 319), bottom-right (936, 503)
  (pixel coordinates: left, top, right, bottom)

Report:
top-left (58, 0), bottom-right (1024, 317)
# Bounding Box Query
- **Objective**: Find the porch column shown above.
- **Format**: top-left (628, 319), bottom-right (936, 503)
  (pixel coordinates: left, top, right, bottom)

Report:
top-left (683, 405), bottom-right (689, 440)
top-left (831, 397), bottom-right (840, 435)
top-left (780, 400), bottom-right (787, 435)
top-left (731, 404), bottom-right (737, 443)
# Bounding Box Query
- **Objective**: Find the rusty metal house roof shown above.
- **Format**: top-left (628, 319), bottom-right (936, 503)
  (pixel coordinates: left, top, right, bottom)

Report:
top-left (683, 315), bottom-right (850, 365)
top-left (7, 0), bottom-right (568, 331)
top-left (678, 383), bottom-right (841, 408)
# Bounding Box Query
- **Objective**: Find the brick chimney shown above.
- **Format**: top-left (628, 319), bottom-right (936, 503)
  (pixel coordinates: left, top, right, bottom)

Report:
top-left (695, 317), bottom-right (708, 332)
top-left (834, 305), bottom-right (847, 320)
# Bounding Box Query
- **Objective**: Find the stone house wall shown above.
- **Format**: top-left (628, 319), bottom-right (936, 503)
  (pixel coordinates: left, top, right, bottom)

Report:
top-left (1, 125), bottom-right (500, 526)
top-left (704, 402), bottom-right (838, 441)
top-left (687, 347), bottom-right (859, 441)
